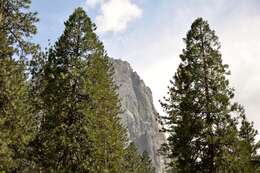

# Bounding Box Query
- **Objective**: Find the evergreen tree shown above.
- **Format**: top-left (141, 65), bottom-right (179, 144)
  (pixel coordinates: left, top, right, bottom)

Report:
top-left (0, 0), bottom-right (38, 56)
top-left (124, 142), bottom-right (143, 173)
top-left (30, 7), bottom-right (127, 173)
top-left (236, 105), bottom-right (260, 172)
top-left (139, 151), bottom-right (156, 173)
top-left (159, 18), bottom-right (252, 173)
top-left (84, 32), bottom-right (127, 173)
top-left (0, 0), bottom-right (38, 172)
top-left (123, 142), bottom-right (155, 173)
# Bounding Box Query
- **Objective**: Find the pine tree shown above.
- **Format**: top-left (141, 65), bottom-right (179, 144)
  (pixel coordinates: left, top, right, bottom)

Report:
top-left (30, 7), bottom-right (99, 172)
top-left (159, 18), bottom-right (250, 173)
top-left (123, 142), bottom-right (155, 173)
top-left (124, 142), bottom-right (143, 173)
top-left (30, 7), bottom-right (128, 173)
top-left (84, 34), bottom-right (127, 173)
top-left (139, 151), bottom-right (156, 173)
top-left (0, 0), bottom-right (38, 172)
top-left (236, 105), bottom-right (260, 172)
top-left (0, 0), bottom-right (38, 56)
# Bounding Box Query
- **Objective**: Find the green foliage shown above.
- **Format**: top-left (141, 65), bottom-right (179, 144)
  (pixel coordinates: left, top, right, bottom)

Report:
top-left (29, 7), bottom-right (130, 173)
top-left (124, 142), bottom-right (142, 173)
top-left (159, 17), bottom-right (258, 173)
top-left (140, 151), bottom-right (156, 173)
top-left (85, 54), bottom-right (128, 173)
top-left (0, 0), bottom-right (37, 172)
top-left (29, 7), bottom-right (101, 173)
top-left (0, 55), bottom-right (35, 172)
top-left (0, 0), bottom-right (39, 57)
top-left (124, 142), bottom-right (155, 173)
top-left (2, 2), bottom-right (259, 173)
top-left (235, 106), bottom-right (260, 172)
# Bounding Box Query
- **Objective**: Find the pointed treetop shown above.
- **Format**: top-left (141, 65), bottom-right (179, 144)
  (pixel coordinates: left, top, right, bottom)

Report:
top-left (55, 7), bottom-right (104, 58)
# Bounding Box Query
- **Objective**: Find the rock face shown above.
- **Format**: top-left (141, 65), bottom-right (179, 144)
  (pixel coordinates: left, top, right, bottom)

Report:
top-left (112, 59), bottom-right (165, 173)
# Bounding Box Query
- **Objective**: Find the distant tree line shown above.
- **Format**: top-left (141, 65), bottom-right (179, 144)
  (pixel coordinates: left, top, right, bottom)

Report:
top-left (0, 1), bottom-right (155, 173)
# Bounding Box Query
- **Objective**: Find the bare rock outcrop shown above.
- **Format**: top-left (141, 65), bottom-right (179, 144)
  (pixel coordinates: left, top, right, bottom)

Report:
top-left (112, 59), bottom-right (166, 173)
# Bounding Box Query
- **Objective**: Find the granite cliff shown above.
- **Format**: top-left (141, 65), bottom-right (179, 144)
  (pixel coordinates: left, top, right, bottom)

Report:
top-left (112, 59), bottom-right (165, 173)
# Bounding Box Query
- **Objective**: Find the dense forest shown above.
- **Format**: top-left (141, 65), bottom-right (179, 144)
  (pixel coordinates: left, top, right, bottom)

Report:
top-left (0, 0), bottom-right (259, 173)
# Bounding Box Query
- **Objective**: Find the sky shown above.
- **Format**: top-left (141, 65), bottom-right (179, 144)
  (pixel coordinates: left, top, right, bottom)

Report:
top-left (31, 0), bottom-right (260, 134)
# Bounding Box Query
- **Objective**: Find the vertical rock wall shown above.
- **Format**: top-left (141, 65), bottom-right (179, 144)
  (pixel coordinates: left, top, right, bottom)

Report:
top-left (112, 59), bottom-right (165, 173)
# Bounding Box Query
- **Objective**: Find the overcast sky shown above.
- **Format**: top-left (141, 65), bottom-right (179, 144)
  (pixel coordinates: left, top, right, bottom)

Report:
top-left (32, 0), bottom-right (260, 134)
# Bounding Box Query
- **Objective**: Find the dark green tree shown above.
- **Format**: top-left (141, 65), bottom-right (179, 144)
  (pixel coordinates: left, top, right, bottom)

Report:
top-left (0, 0), bottom-right (38, 172)
top-left (0, 0), bottom-right (38, 57)
top-left (124, 142), bottom-right (143, 173)
top-left (159, 18), bottom-right (252, 173)
top-left (30, 7), bottom-right (127, 173)
top-left (123, 142), bottom-right (155, 173)
top-left (236, 106), bottom-right (260, 172)
top-left (84, 36), bottom-right (127, 173)
top-left (30, 7), bottom-right (101, 173)
top-left (139, 151), bottom-right (156, 173)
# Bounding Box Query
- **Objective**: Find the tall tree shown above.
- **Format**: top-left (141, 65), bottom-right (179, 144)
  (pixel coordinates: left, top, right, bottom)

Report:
top-left (30, 7), bottom-right (99, 172)
top-left (30, 7), bottom-right (127, 173)
top-left (0, 0), bottom-right (38, 172)
top-left (83, 28), bottom-right (127, 173)
top-left (159, 18), bottom-right (253, 173)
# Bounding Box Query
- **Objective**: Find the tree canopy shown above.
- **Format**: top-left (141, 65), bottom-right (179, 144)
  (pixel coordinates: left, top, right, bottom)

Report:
top-left (160, 18), bottom-right (259, 173)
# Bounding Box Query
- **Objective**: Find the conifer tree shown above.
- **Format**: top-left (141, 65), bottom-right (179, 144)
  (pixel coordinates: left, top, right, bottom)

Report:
top-left (0, 0), bottom-right (38, 56)
top-left (83, 30), bottom-right (127, 173)
top-left (159, 18), bottom-right (253, 173)
top-left (30, 7), bottom-right (99, 172)
top-left (236, 106), bottom-right (260, 172)
top-left (123, 142), bottom-right (155, 173)
top-left (139, 151), bottom-right (156, 173)
top-left (124, 142), bottom-right (143, 173)
top-left (30, 7), bottom-right (127, 173)
top-left (0, 0), bottom-right (38, 172)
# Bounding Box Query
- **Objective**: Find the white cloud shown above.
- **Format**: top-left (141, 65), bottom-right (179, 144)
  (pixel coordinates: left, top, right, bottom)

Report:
top-left (86, 0), bottom-right (142, 33)
top-left (218, 15), bottom-right (260, 136)
top-left (100, 1), bottom-right (260, 136)
top-left (85, 0), bottom-right (102, 8)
